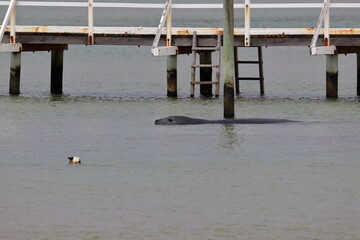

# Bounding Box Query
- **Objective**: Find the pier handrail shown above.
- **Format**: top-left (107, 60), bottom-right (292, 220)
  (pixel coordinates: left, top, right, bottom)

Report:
top-left (151, 0), bottom-right (178, 56)
top-left (0, 0), bottom-right (16, 43)
top-left (310, 0), bottom-right (330, 49)
top-left (310, 0), bottom-right (336, 55)
top-left (152, 0), bottom-right (171, 49)
top-left (1, 1), bottom-right (360, 54)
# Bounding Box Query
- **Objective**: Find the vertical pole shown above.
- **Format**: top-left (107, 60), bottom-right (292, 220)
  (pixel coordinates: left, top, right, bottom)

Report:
top-left (190, 33), bottom-right (196, 97)
top-left (10, 5), bottom-right (16, 43)
top-left (234, 47), bottom-right (240, 94)
top-left (258, 47), bottom-right (265, 95)
top-left (165, 0), bottom-right (172, 48)
top-left (88, 0), bottom-right (94, 45)
top-left (215, 32), bottom-right (221, 97)
top-left (200, 51), bottom-right (213, 97)
top-left (51, 50), bottom-right (64, 94)
top-left (326, 54), bottom-right (338, 98)
top-left (9, 52), bottom-right (21, 95)
top-left (223, 0), bottom-right (235, 118)
top-left (357, 53), bottom-right (360, 96)
top-left (8, 3), bottom-right (19, 95)
top-left (166, 0), bottom-right (177, 97)
top-left (167, 55), bottom-right (177, 97)
top-left (324, 0), bottom-right (330, 46)
top-left (244, 0), bottom-right (250, 47)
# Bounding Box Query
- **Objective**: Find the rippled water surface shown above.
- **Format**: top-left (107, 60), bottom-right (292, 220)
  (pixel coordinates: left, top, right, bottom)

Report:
top-left (1, 1), bottom-right (360, 239)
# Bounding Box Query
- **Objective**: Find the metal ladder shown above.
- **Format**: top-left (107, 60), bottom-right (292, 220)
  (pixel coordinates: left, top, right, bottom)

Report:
top-left (234, 46), bottom-right (264, 95)
top-left (191, 31), bottom-right (221, 97)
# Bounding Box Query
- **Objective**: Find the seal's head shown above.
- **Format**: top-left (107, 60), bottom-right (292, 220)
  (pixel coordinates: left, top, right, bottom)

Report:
top-left (155, 116), bottom-right (185, 125)
top-left (68, 156), bottom-right (81, 164)
top-left (155, 116), bottom-right (207, 125)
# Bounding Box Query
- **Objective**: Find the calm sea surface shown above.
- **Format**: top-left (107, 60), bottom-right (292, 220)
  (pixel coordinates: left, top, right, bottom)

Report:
top-left (1, 1), bottom-right (360, 239)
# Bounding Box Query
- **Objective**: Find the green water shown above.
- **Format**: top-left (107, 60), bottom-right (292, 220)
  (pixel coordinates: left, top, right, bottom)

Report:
top-left (1, 1), bottom-right (360, 239)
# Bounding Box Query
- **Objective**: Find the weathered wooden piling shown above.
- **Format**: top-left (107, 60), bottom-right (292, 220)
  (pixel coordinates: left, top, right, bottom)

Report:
top-left (9, 52), bottom-right (21, 95)
top-left (167, 55), bottom-right (177, 97)
top-left (326, 54), bottom-right (338, 98)
top-left (51, 50), bottom-right (64, 94)
top-left (258, 47), bottom-right (265, 95)
top-left (200, 52), bottom-right (213, 97)
top-left (165, 0), bottom-right (177, 97)
top-left (357, 53), bottom-right (360, 96)
top-left (223, 0), bottom-right (235, 118)
top-left (234, 47), bottom-right (240, 94)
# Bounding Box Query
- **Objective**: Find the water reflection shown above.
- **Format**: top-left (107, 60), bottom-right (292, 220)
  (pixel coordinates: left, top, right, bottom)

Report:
top-left (218, 124), bottom-right (242, 151)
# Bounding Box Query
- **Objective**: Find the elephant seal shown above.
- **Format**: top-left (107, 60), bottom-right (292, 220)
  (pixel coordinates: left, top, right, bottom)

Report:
top-left (155, 116), bottom-right (298, 125)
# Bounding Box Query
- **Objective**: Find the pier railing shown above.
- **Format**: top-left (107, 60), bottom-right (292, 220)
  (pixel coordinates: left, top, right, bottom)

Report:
top-left (1, 1), bottom-right (360, 55)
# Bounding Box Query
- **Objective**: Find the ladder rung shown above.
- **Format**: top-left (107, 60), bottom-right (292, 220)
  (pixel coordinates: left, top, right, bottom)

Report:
top-left (191, 81), bottom-right (219, 85)
top-left (238, 77), bottom-right (262, 81)
top-left (237, 60), bottom-right (260, 64)
top-left (193, 47), bottom-right (219, 51)
top-left (192, 64), bottom-right (219, 68)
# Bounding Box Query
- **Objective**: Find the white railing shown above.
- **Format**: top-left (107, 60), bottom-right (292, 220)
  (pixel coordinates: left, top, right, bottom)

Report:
top-left (1, 1), bottom-right (360, 55)
top-left (310, 0), bottom-right (336, 55)
top-left (151, 0), bottom-right (178, 56)
top-left (0, 0), bottom-right (16, 43)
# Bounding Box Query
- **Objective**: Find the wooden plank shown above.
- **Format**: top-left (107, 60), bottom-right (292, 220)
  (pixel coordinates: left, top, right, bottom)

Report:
top-left (4, 25), bottom-right (360, 36)
top-left (22, 44), bottom-right (68, 52)
top-left (1, 2), bottom-right (359, 9)
top-left (337, 46), bottom-right (360, 54)
top-left (2, 28), bottom-right (360, 47)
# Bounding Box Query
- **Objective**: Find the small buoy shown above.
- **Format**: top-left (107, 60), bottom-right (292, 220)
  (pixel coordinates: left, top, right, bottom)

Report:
top-left (68, 156), bottom-right (81, 164)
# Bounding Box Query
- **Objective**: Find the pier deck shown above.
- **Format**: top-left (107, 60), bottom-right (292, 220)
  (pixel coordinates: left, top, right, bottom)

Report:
top-left (1, 1), bottom-right (360, 50)
top-left (2, 26), bottom-right (360, 49)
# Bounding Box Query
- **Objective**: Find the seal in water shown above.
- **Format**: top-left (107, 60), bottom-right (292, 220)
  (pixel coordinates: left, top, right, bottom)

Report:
top-left (68, 156), bottom-right (81, 164)
top-left (155, 116), bottom-right (298, 125)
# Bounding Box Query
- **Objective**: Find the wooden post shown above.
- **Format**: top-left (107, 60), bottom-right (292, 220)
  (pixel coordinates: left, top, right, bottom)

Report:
top-left (167, 55), bottom-right (177, 97)
top-left (326, 54), bottom-right (338, 98)
top-left (258, 47), bottom-right (265, 95)
top-left (223, 0), bottom-right (235, 118)
top-left (51, 50), bottom-right (64, 94)
top-left (200, 51), bottom-right (213, 97)
top-left (166, 0), bottom-right (177, 97)
top-left (357, 53), bottom-right (360, 96)
top-left (9, 52), bottom-right (21, 95)
top-left (88, 0), bottom-right (94, 45)
top-left (234, 47), bottom-right (240, 94)
top-left (10, 4), bottom-right (16, 43)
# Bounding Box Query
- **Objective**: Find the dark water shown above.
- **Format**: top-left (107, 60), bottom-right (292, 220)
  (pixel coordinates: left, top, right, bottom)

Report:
top-left (1, 1), bottom-right (360, 239)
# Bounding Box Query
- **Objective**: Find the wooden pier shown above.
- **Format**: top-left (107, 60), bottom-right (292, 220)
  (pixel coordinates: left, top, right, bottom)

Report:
top-left (1, 0), bottom-right (360, 115)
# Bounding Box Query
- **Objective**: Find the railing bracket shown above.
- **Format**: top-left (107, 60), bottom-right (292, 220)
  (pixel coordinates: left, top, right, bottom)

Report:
top-left (151, 46), bottom-right (178, 56)
top-left (0, 43), bottom-right (22, 52)
top-left (310, 46), bottom-right (337, 55)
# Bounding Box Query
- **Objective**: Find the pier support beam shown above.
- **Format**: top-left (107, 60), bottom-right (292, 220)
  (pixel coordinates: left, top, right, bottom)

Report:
top-left (223, 0), bottom-right (235, 118)
top-left (357, 53), bottom-right (360, 96)
top-left (326, 54), bottom-right (338, 98)
top-left (167, 55), bottom-right (177, 97)
top-left (51, 50), bottom-right (64, 94)
top-left (200, 52), bottom-right (213, 97)
top-left (9, 52), bottom-right (21, 95)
